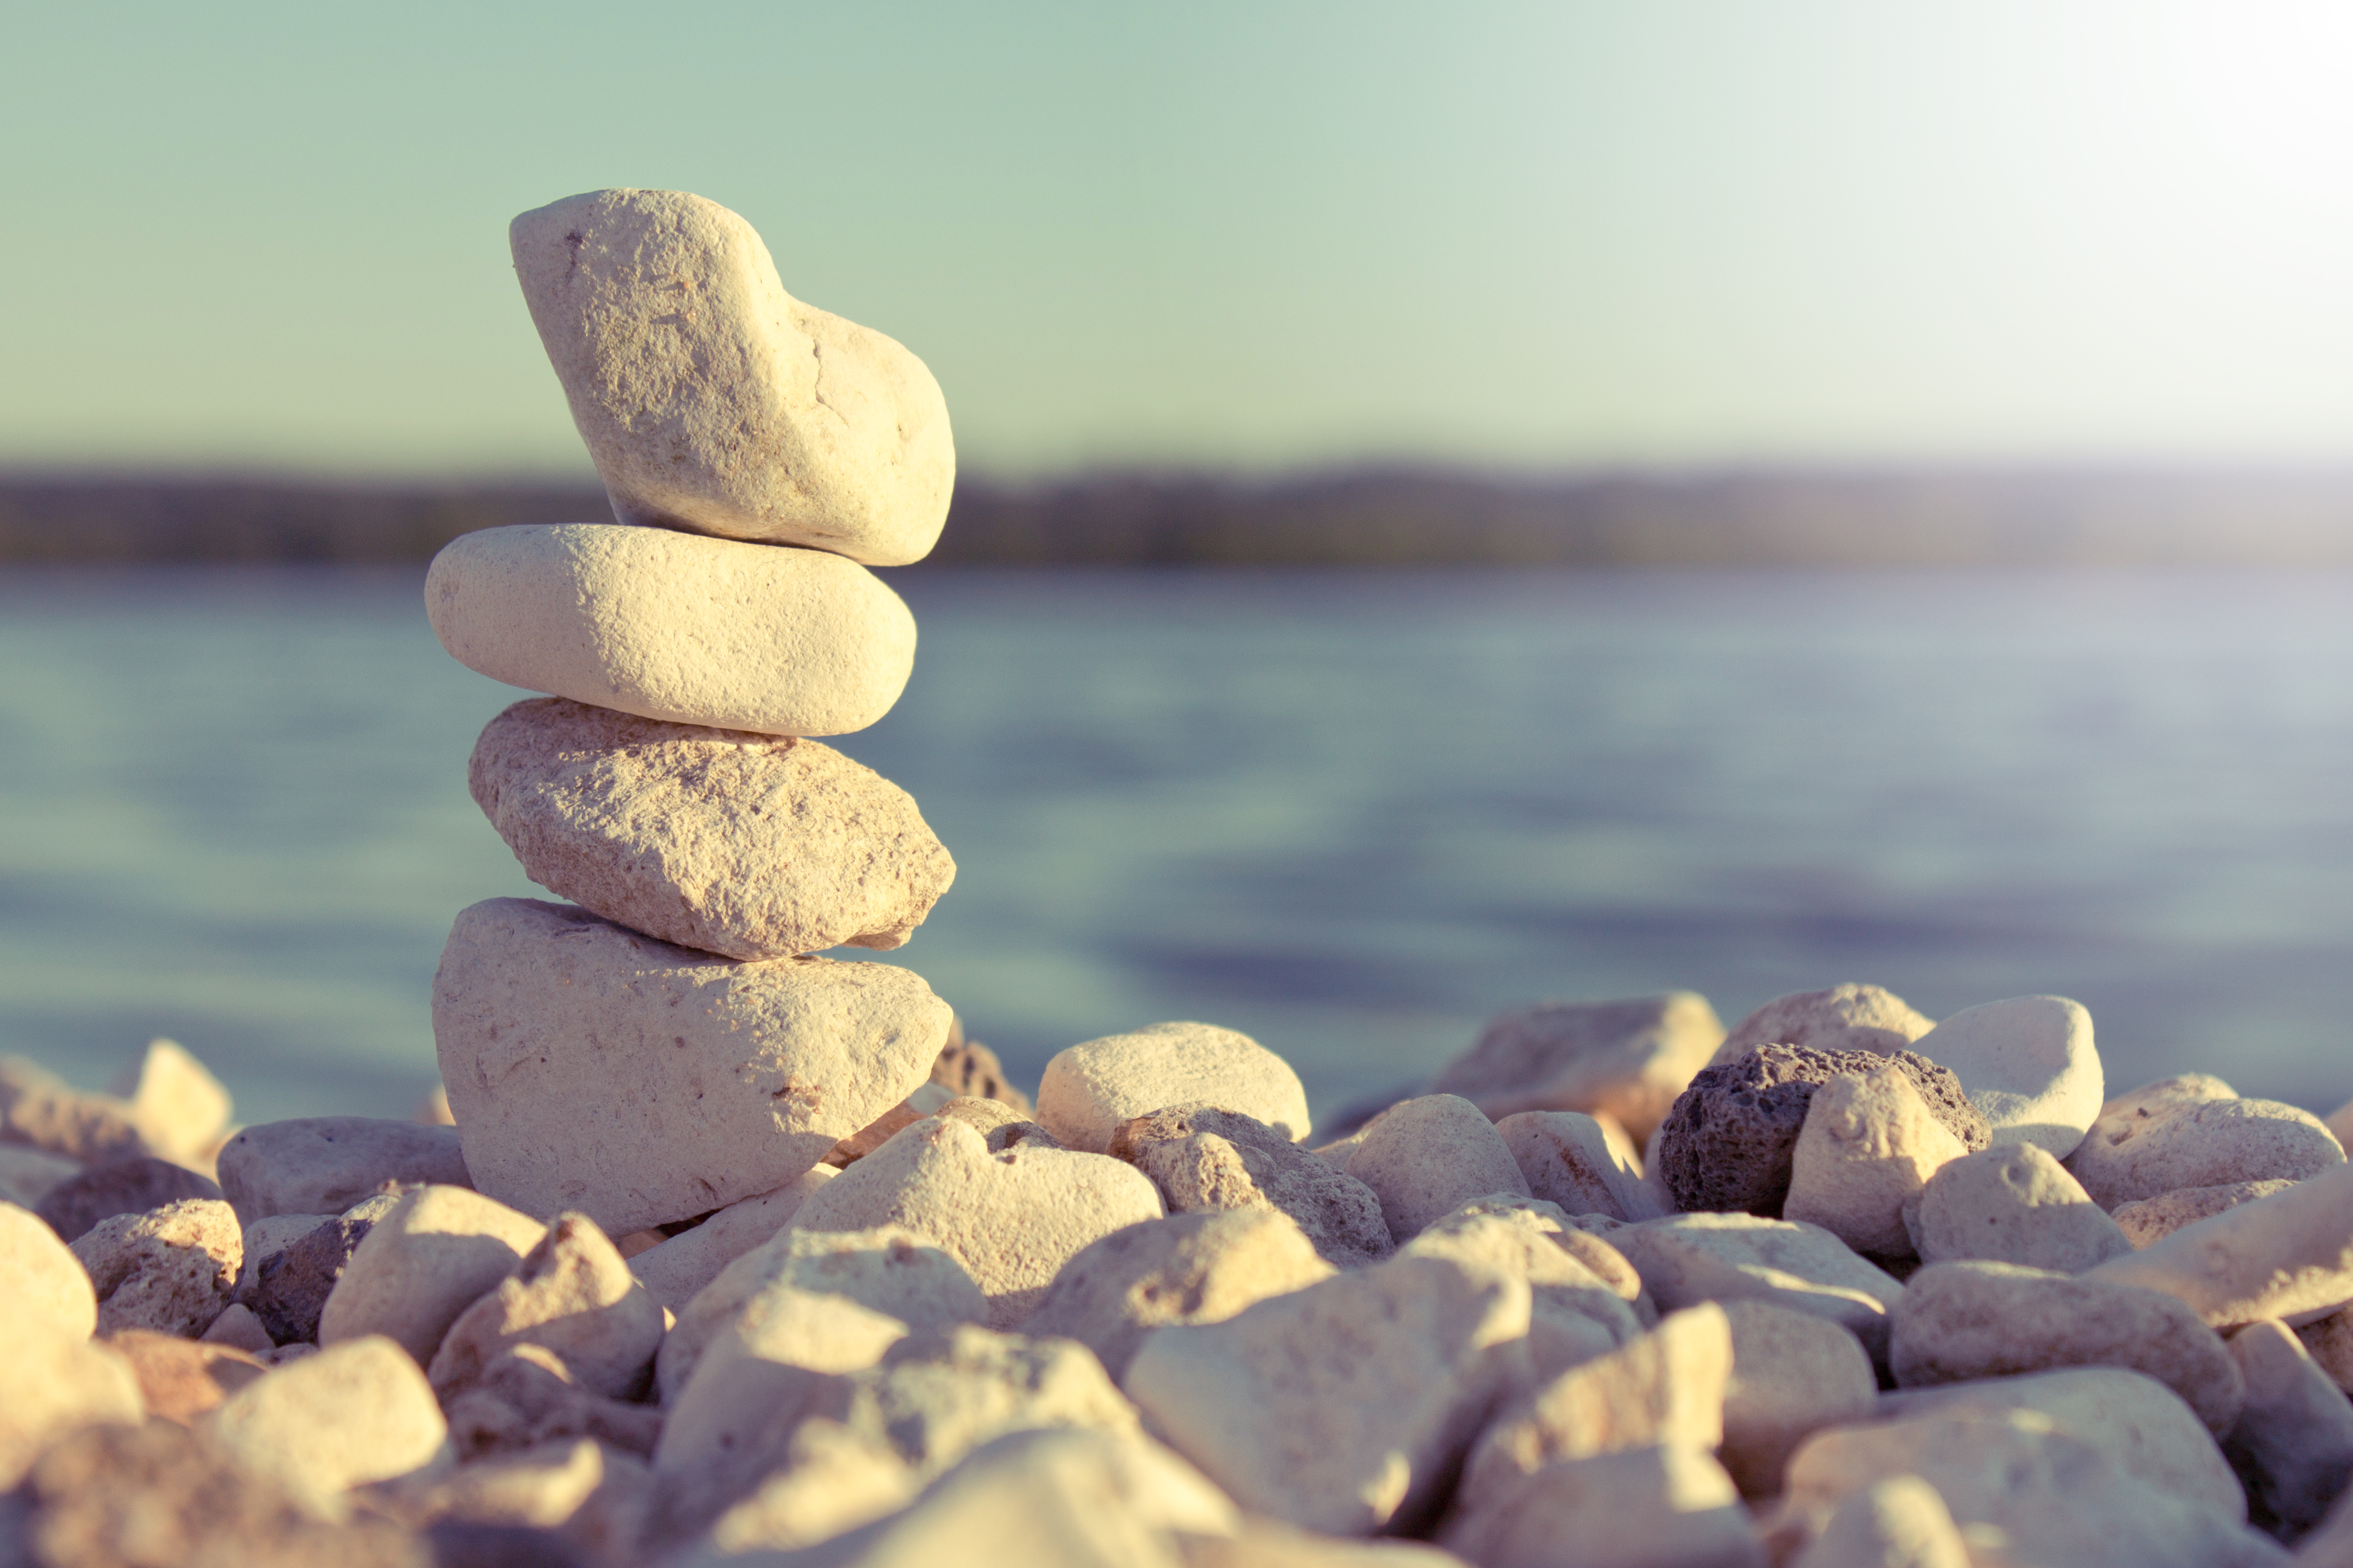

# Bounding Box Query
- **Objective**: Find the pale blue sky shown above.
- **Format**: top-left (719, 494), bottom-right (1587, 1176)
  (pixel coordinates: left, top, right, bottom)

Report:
top-left (5, 1), bottom-right (2353, 477)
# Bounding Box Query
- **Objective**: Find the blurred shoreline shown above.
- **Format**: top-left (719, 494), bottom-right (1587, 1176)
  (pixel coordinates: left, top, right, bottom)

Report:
top-left (7, 467), bottom-right (2353, 567)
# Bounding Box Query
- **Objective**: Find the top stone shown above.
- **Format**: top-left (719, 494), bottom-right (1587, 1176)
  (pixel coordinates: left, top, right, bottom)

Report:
top-left (512, 189), bottom-right (954, 567)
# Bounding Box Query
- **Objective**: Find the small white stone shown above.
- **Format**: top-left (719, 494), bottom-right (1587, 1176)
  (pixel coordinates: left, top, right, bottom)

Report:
top-left (2066, 1075), bottom-right (2345, 1211)
top-left (2089, 1163), bottom-right (2353, 1328)
top-left (1708, 984), bottom-right (1935, 1069)
top-left (70, 1197), bottom-right (241, 1337)
top-left (2, 1199), bottom-right (98, 1340)
top-left (1610, 1213), bottom-right (1907, 1368)
top-left (1428, 992), bottom-right (1726, 1142)
top-left (1717, 1299), bottom-right (1879, 1501)
top-left (1495, 1110), bottom-right (1662, 1222)
top-left (318, 1184), bottom-right (546, 1365)
top-left (1789, 1475), bottom-right (1969, 1568)
top-left (1785, 1064), bottom-right (1969, 1259)
top-left (2220, 1320), bottom-right (2353, 1534)
top-left (1441, 1443), bottom-right (1765, 1568)
top-left (1344, 1094), bottom-right (1530, 1242)
top-left (210, 1334), bottom-right (451, 1519)
top-left (1909, 995), bottom-right (2102, 1160)
top-left (1903, 1141), bottom-right (2134, 1272)
top-left (627, 1167), bottom-right (836, 1313)
top-left (1037, 1022), bottom-right (1310, 1154)
top-left (426, 1212), bottom-right (665, 1399)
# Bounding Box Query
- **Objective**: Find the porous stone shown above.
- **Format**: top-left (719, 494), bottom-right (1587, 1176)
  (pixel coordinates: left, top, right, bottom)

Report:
top-left (427, 523), bottom-right (918, 736)
top-left (2066, 1075), bottom-right (2345, 1211)
top-left (626, 1166), bottom-right (836, 1312)
top-left (250, 1193), bottom-right (402, 1345)
top-left (2090, 1163), bottom-right (2353, 1327)
top-left (0, 1055), bottom-right (151, 1164)
top-left (2, 1198), bottom-right (98, 1339)
top-left (0, 1142), bottom-right (81, 1208)
top-left (469, 698), bottom-right (955, 961)
top-left (1107, 1102), bottom-right (1393, 1267)
top-left (217, 1117), bottom-right (471, 1226)
top-left (1427, 992), bottom-right (1726, 1142)
top-left (1441, 1443), bottom-right (1765, 1568)
top-left (787, 1117), bottom-right (1164, 1329)
top-left (0, 1328), bottom-right (142, 1488)
top-left (103, 1328), bottom-right (268, 1423)
top-left (434, 898), bottom-right (949, 1234)
top-left (1784, 1063), bottom-right (1970, 1259)
top-left (427, 1213), bottom-right (665, 1400)
top-left (34, 1155), bottom-right (222, 1243)
top-left (1125, 1252), bottom-right (1532, 1535)
top-left (1038, 1022), bottom-right (1311, 1154)
top-left (2221, 1320), bottom-right (2353, 1536)
top-left (211, 1333), bottom-right (452, 1519)
top-left (1026, 1208), bottom-right (1336, 1381)
top-left (1495, 1109), bottom-right (1662, 1222)
top-left (510, 187), bottom-right (954, 568)
top-left (70, 1196), bottom-right (241, 1336)
top-left (2114, 1179), bottom-right (2300, 1248)
top-left (1610, 1213), bottom-right (1908, 1366)
top-left (1788, 1475), bottom-right (1968, 1568)
top-left (1717, 1299), bottom-right (1879, 1500)
top-left (1902, 1140), bottom-right (2135, 1271)
top-left (1403, 1207), bottom-right (1644, 1379)
top-left (318, 1185), bottom-right (547, 1365)
top-left (1344, 1093), bottom-right (1530, 1242)
top-left (1909, 995), bottom-right (2102, 1158)
top-left (1656, 1046), bottom-right (1987, 1219)
top-left (1708, 984), bottom-right (1935, 1069)
top-left (1889, 1260), bottom-right (2245, 1433)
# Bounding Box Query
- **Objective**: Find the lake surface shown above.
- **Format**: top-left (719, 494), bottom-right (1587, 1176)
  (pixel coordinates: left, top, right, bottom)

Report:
top-left (4, 564), bottom-right (2351, 1129)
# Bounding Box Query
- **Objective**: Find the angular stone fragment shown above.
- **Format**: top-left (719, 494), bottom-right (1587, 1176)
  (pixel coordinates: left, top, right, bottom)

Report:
top-left (1910, 995), bottom-right (2102, 1158)
top-left (1709, 984), bottom-right (1935, 1069)
top-left (1443, 1443), bottom-right (1765, 1568)
top-left (2220, 1320), bottom-right (2353, 1536)
top-left (34, 1155), bottom-right (222, 1243)
top-left (627, 1166), bottom-right (836, 1312)
top-left (0, 1142), bottom-right (81, 1208)
top-left (71, 1196), bottom-right (241, 1336)
top-left (1902, 1140), bottom-right (2135, 1271)
top-left (788, 1117), bottom-right (1164, 1329)
top-left (0, 1054), bottom-right (151, 1164)
top-left (427, 523), bottom-right (918, 736)
top-left (2114, 1179), bottom-right (2300, 1248)
top-left (1658, 1046), bottom-right (1988, 1219)
top-left (1126, 1252), bottom-right (1532, 1535)
top-left (212, 1334), bottom-right (451, 1519)
top-left (1890, 1260), bottom-right (2244, 1433)
top-left (2066, 1075), bottom-right (2345, 1210)
top-left (103, 1328), bottom-right (268, 1423)
top-left (1429, 992), bottom-right (1726, 1142)
top-left (434, 898), bottom-right (949, 1233)
top-left (427, 1213), bottom-right (665, 1400)
top-left (1344, 1093), bottom-right (1530, 1242)
top-left (105, 1038), bottom-right (233, 1167)
top-left (217, 1117), bottom-right (470, 1226)
top-left (1039, 1022), bottom-right (1311, 1154)
top-left (1789, 1475), bottom-right (1969, 1568)
top-left (511, 188), bottom-right (954, 568)
top-left (1785, 1063), bottom-right (1969, 1259)
top-left (1027, 1208), bottom-right (1335, 1381)
top-left (1495, 1109), bottom-right (1662, 1222)
top-left (2, 1198), bottom-right (98, 1339)
top-left (1717, 1300), bottom-right (1878, 1501)
top-left (1611, 1214), bottom-right (1908, 1366)
top-left (469, 698), bottom-right (955, 961)
top-left (2090, 1164), bottom-right (2353, 1328)
top-left (1404, 1207), bottom-right (1643, 1379)
top-left (319, 1185), bottom-right (547, 1365)
top-left (1108, 1102), bottom-right (1393, 1267)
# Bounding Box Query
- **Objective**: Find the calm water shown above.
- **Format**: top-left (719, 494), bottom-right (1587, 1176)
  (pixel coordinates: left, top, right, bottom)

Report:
top-left (4, 565), bottom-right (2352, 1129)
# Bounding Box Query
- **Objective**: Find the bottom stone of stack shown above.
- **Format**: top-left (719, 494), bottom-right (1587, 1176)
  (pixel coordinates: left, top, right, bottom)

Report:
top-left (432, 898), bottom-right (950, 1235)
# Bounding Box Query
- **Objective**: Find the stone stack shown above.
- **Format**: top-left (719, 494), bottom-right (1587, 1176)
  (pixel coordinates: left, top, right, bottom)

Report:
top-left (423, 188), bottom-right (963, 1238)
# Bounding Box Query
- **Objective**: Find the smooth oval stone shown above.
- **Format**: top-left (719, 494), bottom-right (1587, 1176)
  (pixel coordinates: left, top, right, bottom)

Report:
top-left (1911, 996), bottom-right (2103, 1160)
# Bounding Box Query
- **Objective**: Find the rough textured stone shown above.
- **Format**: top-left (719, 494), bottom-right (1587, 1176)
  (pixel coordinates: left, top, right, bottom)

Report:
top-left (1788, 1475), bottom-right (1968, 1568)
top-left (1909, 995), bottom-right (2103, 1158)
top-left (626, 1166), bottom-right (835, 1311)
top-left (1611, 1214), bottom-right (1908, 1366)
top-left (0, 1331), bottom-right (142, 1488)
top-left (1784, 1063), bottom-right (1969, 1259)
top-left (2, 1198), bottom-right (98, 1339)
top-left (1427, 992), bottom-right (1726, 1142)
top-left (1344, 1094), bottom-right (1530, 1242)
top-left (2090, 1164), bottom-right (2353, 1328)
top-left (250, 1193), bottom-right (402, 1346)
top-left (1656, 1046), bottom-right (1988, 1219)
top-left (2300, 1308), bottom-right (2353, 1394)
top-left (1403, 1207), bottom-right (1643, 1379)
top-left (2114, 1179), bottom-right (2301, 1248)
top-left (1709, 984), bottom-right (1935, 1069)
top-left (469, 698), bottom-right (954, 961)
top-left (319, 1185), bottom-right (547, 1364)
top-left (427, 1213), bottom-right (665, 1399)
top-left (1495, 1109), bottom-right (1662, 1222)
top-left (434, 898), bottom-right (948, 1233)
top-left (510, 187), bottom-right (953, 568)
top-left (1108, 1102), bottom-right (1393, 1267)
top-left (104, 1328), bottom-right (268, 1423)
top-left (1027, 1208), bottom-right (1335, 1381)
top-left (1890, 1260), bottom-right (2245, 1433)
top-left (34, 1155), bottom-right (222, 1243)
top-left (1038, 1022), bottom-right (1311, 1154)
top-left (1717, 1300), bottom-right (1878, 1500)
top-left (0, 1055), bottom-right (151, 1164)
top-left (2066, 1075), bottom-right (2345, 1210)
top-left (787, 1117), bottom-right (1165, 1329)
top-left (1126, 1252), bottom-right (1532, 1536)
top-left (1425, 1196), bottom-right (1656, 1323)
top-left (71, 1196), bottom-right (240, 1336)
top-left (218, 1117), bottom-right (470, 1226)
top-left (1902, 1140), bottom-right (2134, 1271)
top-left (2221, 1320), bottom-right (2353, 1536)
top-left (211, 1334), bottom-right (451, 1519)
top-left (0, 1142), bottom-right (81, 1209)
top-left (427, 523), bottom-right (918, 736)
top-left (1442, 1443), bottom-right (1765, 1568)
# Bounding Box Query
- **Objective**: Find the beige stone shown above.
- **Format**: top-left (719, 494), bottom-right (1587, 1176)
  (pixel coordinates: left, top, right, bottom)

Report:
top-left (787, 1117), bottom-right (1164, 1329)
top-left (70, 1196), bottom-right (240, 1337)
top-left (1610, 1214), bottom-right (1907, 1366)
top-left (318, 1184), bottom-right (546, 1364)
top-left (1784, 1063), bottom-right (1969, 1259)
top-left (1442, 1443), bottom-right (1766, 1568)
top-left (2066, 1074), bottom-right (2345, 1210)
top-left (1404, 1207), bottom-right (1643, 1379)
top-left (469, 698), bottom-right (954, 961)
top-left (210, 1333), bottom-right (451, 1519)
top-left (425, 1211), bottom-right (664, 1399)
top-left (1708, 984), bottom-right (1935, 1069)
top-left (686, 1417), bottom-right (918, 1557)
top-left (932, 1093), bottom-right (1059, 1152)
top-left (1718, 1299), bottom-right (1878, 1501)
top-left (1909, 995), bottom-right (2102, 1158)
top-left (511, 188), bottom-right (953, 568)
top-left (428, 521), bottom-right (918, 736)
top-left (361, 1434), bottom-right (646, 1563)
top-left (104, 1038), bottom-right (233, 1169)
top-left (202, 1300), bottom-right (276, 1354)
top-left (1038, 1022), bottom-right (1311, 1154)
top-left (0, 1328), bottom-right (142, 1488)
top-left (1345, 1093), bottom-right (1530, 1242)
top-left (1125, 1252), bottom-right (1530, 1535)
top-left (1789, 1475), bottom-right (1967, 1568)
top-left (2220, 1320), bottom-right (2353, 1534)
top-left (2330, 1093), bottom-right (2353, 1149)
top-left (216, 1116), bottom-right (470, 1226)
top-left (627, 1165), bottom-right (836, 1311)
top-left (0, 1054), bottom-right (151, 1164)
top-left (443, 1342), bottom-right (663, 1463)
top-left (1428, 992), bottom-right (1726, 1142)
top-left (434, 897), bottom-right (949, 1233)
top-left (2114, 1178), bottom-right (2300, 1248)
top-left (1495, 1109), bottom-right (1662, 1222)
top-left (1902, 1140), bottom-right (2134, 1271)
top-left (1890, 1260), bottom-right (2244, 1433)
top-left (1108, 1102), bottom-right (1393, 1267)
top-left (102, 1328), bottom-right (267, 1423)
top-left (0, 1142), bottom-right (80, 1209)
top-left (1027, 1208), bottom-right (1336, 1381)
top-left (830, 1081), bottom-right (958, 1166)
top-left (2090, 1163), bottom-right (2353, 1327)
top-left (2, 1198), bottom-right (98, 1340)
